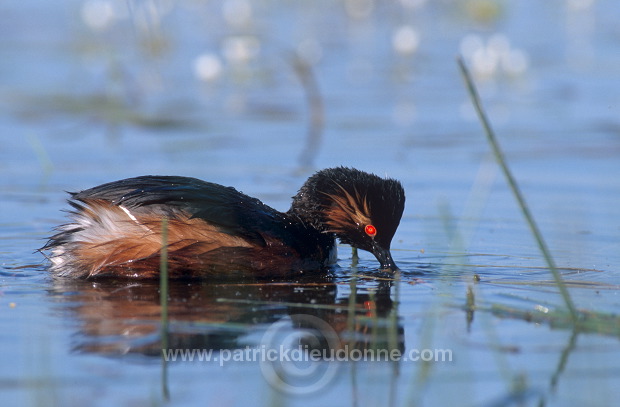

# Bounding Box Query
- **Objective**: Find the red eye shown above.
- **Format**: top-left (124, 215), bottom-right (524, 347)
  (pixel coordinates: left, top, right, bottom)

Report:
top-left (365, 224), bottom-right (377, 237)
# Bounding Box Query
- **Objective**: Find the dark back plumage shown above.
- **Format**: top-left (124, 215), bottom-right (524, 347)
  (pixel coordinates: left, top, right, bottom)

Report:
top-left (71, 176), bottom-right (283, 246)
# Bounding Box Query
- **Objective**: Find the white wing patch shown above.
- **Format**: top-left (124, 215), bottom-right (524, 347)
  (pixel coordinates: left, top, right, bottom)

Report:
top-left (120, 205), bottom-right (139, 222)
top-left (119, 205), bottom-right (153, 234)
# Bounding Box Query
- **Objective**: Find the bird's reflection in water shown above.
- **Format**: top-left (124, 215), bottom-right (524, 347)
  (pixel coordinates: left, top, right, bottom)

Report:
top-left (50, 275), bottom-right (404, 359)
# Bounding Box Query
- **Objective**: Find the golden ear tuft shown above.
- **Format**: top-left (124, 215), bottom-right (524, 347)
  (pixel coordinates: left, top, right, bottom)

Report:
top-left (322, 183), bottom-right (372, 234)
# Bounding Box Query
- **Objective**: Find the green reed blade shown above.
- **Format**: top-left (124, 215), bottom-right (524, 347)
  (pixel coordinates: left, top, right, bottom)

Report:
top-left (457, 57), bottom-right (578, 323)
top-left (160, 217), bottom-right (170, 401)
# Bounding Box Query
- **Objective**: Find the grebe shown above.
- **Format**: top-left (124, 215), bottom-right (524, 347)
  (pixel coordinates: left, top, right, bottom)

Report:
top-left (42, 167), bottom-right (405, 279)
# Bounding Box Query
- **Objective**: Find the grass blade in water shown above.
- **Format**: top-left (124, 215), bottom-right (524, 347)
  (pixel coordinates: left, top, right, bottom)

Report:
top-left (456, 57), bottom-right (578, 323)
top-left (160, 217), bottom-right (170, 401)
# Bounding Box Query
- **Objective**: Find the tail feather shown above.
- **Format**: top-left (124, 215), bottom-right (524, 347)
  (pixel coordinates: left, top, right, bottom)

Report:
top-left (42, 198), bottom-right (254, 278)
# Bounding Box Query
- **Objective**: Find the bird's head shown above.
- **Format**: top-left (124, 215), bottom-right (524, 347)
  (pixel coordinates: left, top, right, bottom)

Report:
top-left (290, 167), bottom-right (405, 271)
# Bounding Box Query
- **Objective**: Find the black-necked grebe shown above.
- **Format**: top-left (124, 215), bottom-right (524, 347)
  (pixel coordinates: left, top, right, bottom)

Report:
top-left (42, 167), bottom-right (405, 279)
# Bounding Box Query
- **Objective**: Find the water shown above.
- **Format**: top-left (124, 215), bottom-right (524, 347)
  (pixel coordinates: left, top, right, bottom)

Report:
top-left (2, 1), bottom-right (620, 406)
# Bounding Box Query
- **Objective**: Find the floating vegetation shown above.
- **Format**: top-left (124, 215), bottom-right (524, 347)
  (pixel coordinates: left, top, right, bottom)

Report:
top-left (487, 302), bottom-right (620, 339)
top-left (13, 92), bottom-right (204, 131)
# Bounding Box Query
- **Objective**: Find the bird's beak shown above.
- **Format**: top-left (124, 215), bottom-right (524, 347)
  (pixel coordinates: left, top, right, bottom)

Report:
top-left (371, 241), bottom-right (398, 272)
